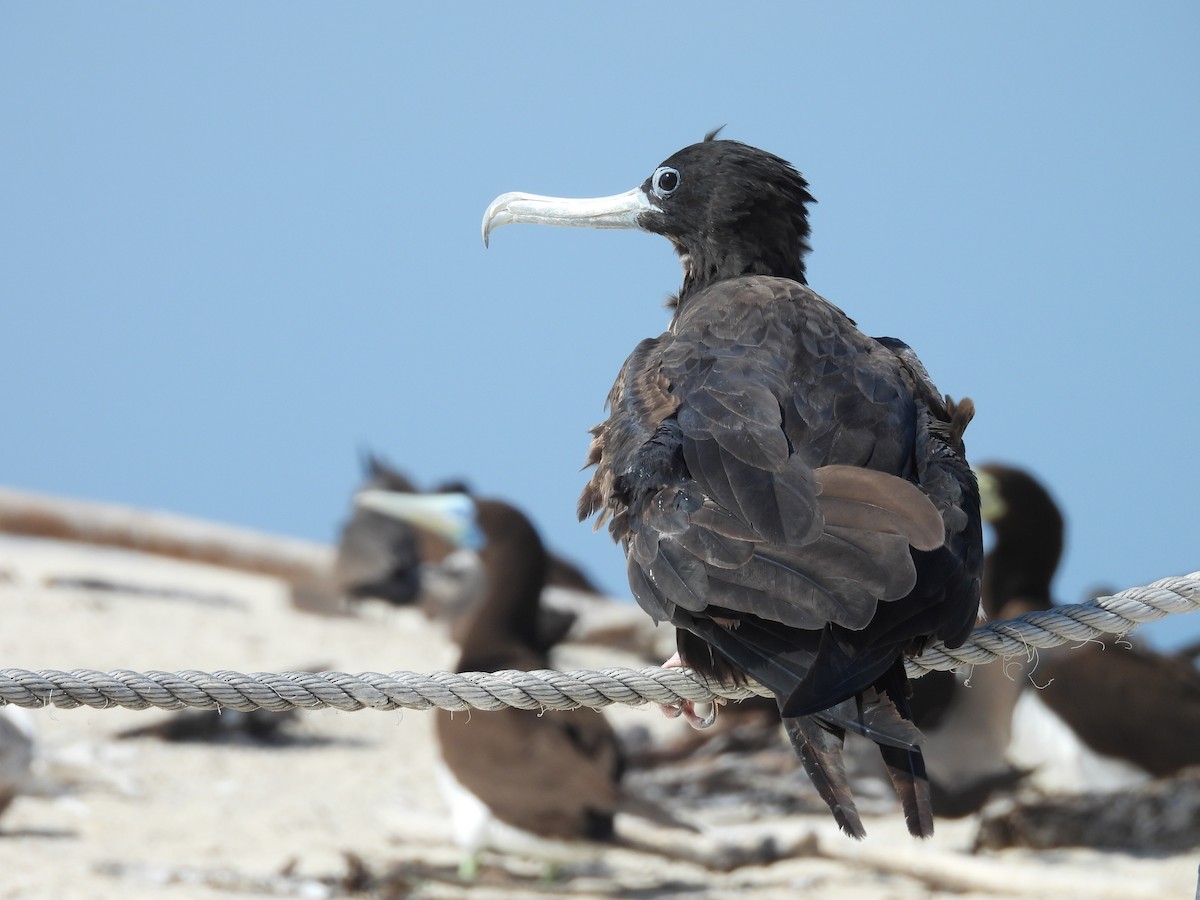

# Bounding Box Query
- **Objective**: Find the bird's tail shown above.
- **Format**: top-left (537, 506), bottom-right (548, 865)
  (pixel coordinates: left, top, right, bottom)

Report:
top-left (878, 741), bottom-right (933, 837)
top-left (784, 715), bottom-right (865, 839)
top-left (872, 663), bottom-right (934, 837)
top-left (785, 664), bottom-right (935, 839)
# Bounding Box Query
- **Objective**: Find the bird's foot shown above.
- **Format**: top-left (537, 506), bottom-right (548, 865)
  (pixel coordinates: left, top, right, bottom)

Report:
top-left (658, 652), bottom-right (720, 729)
top-left (456, 852), bottom-right (480, 882)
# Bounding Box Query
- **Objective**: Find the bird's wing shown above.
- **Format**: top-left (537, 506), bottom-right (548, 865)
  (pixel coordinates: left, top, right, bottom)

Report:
top-left (1033, 642), bottom-right (1200, 777)
top-left (581, 276), bottom-right (982, 718)
top-left (875, 337), bottom-right (983, 650)
top-left (585, 278), bottom-right (944, 629)
top-left (436, 706), bottom-right (621, 840)
top-left (578, 336), bottom-right (679, 534)
top-left (333, 511), bottom-right (421, 604)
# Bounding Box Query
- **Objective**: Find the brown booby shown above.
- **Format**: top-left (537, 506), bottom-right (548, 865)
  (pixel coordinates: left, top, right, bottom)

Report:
top-left (336, 454), bottom-right (594, 647)
top-left (353, 489), bottom-right (633, 863)
top-left (974, 464), bottom-right (1200, 792)
top-left (975, 464), bottom-right (1063, 620)
top-left (483, 134), bottom-right (983, 838)
top-left (0, 708), bottom-right (34, 819)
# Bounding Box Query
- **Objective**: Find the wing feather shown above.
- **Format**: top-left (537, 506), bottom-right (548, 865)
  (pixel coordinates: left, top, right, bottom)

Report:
top-left (784, 716), bottom-right (865, 839)
top-left (577, 275), bottom-right (982, 838)
top-left (815, 465), bottom-right (945, 551)
top-left (647, 539), bottom-right (709, 611)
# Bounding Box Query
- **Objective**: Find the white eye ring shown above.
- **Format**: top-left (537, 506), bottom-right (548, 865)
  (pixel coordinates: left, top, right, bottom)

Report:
top-left (651, 166), bottom-right (680, 198)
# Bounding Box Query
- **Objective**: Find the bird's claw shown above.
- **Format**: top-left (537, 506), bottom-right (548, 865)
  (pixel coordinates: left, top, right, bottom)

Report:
top-left (685, 700), bottom-right (720, 729)
top-left (657, 652), bottom-right (721, 730)
top-left (657, 698), bottom-right (720, 729)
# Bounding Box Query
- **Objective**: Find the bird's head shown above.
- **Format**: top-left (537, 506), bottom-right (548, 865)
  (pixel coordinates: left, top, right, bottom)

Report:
top-left (352, 490), bottom-right (548, 581)
top-left (976, 464), bottom-right (1064, 549)
top-left (975, 463), bottom-right (1065, 614)
top-left (483, 132), bottom-right (816, 301)
top-left (354, 490), bottom-right (485, 551)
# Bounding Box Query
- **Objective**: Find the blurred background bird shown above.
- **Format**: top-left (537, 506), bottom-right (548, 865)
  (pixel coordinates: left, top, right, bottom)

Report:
top-left (354, 488), bottom-right (693, 874)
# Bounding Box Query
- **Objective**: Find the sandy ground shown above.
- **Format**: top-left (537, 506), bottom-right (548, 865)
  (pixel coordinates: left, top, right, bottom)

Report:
top-left (0, 534), bottom-right (1196, 899)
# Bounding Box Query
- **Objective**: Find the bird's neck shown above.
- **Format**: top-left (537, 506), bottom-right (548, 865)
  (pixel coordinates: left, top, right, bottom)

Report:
top-left (983, 540), bottom-right (1059, 616)
top-left (674, 241), bottom-right (808, 306)
top-left (456, 542), bottom-right (549, 672)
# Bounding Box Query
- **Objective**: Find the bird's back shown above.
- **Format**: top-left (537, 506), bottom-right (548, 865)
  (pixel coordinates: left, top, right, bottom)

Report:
top-left (436, 704), bottom-right (621, 842)
top-left (582, 275), bottom-right (980, 714)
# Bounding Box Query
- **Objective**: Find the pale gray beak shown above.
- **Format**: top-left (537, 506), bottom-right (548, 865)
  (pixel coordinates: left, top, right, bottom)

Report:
top-left (354, 490), bottom-right (485, 550)
top-left (482, 187), bottom-right (656, 247)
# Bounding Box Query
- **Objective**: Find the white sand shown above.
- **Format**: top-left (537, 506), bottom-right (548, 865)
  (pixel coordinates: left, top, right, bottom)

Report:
top-left (0, 534), bottom-right (1195, 899)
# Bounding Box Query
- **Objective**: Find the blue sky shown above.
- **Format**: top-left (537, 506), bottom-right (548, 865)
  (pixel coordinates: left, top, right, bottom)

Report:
top-left (2, 5), bottom-right (1196, 649)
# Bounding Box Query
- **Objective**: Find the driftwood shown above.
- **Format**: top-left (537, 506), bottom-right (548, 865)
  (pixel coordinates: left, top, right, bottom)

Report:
top-left (974, 769), bottom-right (1200, 853)
top-left (0, 486), bottom-right (339, 608)
top-left (0, 486), bottom-right (666, 653)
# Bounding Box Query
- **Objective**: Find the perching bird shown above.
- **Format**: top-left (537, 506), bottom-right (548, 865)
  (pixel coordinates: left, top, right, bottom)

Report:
top-left (975, 464), bottom-right (1200, 792)
top-left (483, 133), bottom-right (983, 838)
top-left (353, 490), bottom-right (629, 861)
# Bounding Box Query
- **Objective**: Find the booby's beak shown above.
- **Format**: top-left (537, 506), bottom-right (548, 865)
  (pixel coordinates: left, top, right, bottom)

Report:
top-left (482, 187), bottom-right (656, 247)
top-left (975, 470), bottom-right (1006, 523)
top-left (354, 490), bottom-right (485, 551)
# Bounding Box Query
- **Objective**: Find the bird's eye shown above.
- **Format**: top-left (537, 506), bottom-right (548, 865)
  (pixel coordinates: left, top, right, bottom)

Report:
top-left (652, 167), bottom-right (680, 198)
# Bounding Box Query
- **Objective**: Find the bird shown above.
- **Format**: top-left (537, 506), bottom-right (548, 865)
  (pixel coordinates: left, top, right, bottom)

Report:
top-left (334, 453), bottom-right (425, 607)
top-left (483, 132), bottom-right (983, 838)
top-left (902, 464), bottom-right (1053, 815)
top-left (353, 489), bottom-right (632, 867)
top-left (0, 708), bottom-right (34, 822)
top-left (974, 463), bottom-right (1063, 620)
top-left (335, 453), bottom-right (594, 648)
top-left (975, 464), bottom-right (1200, 793)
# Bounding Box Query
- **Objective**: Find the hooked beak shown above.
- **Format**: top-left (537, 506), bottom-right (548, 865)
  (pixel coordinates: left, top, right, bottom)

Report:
top-left (354, 490), bottom-right (485, 551)
top-left (482, 187), bottom-right (656, 247)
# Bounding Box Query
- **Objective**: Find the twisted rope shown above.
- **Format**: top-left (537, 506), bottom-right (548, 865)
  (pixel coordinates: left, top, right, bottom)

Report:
top-left (1, 572), bottom-right (1196, 713)
top-left (903, 570), bottom-right (1200, 677)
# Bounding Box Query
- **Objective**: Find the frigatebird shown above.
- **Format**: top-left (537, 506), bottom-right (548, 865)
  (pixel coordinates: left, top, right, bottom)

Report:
top-left (483, 133), bottom-right (983, 838)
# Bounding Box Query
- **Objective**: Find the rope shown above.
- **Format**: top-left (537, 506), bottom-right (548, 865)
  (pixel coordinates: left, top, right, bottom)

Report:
top-left (1, 571), bottom-right (1196, 714)
top-left (903, 570), bottom-right (1200, 676)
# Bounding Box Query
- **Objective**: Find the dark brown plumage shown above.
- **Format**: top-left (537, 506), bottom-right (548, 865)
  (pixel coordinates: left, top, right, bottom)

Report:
top-left (976, 464), bottom-right (1200, 781)
top-left (334, 454), bottom-right (426, 606)
top-left (976, 463), bottom-right (1064, 619)
top-left (335, 454), bottom-right (597, 649)
top-left (351, 489), bottom-right (625, 850)
top-left (435, 500), bottom-right (622, 845)
top-left (484, 136), bottom-right (983, 837)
